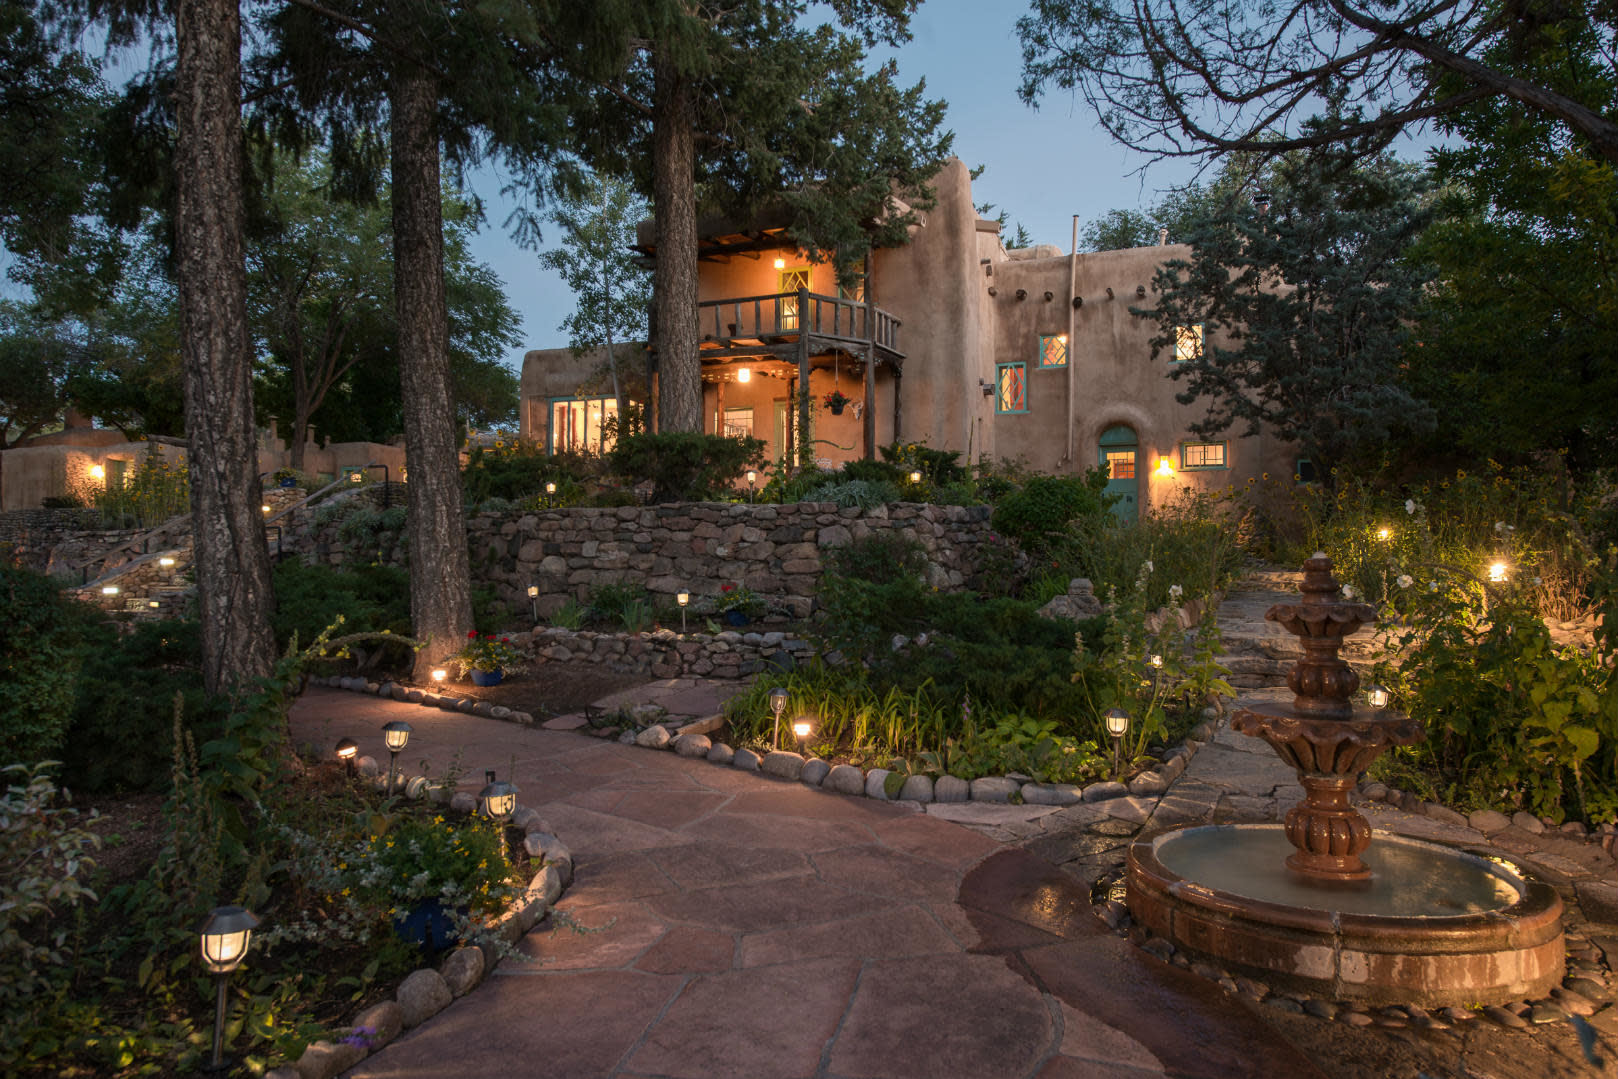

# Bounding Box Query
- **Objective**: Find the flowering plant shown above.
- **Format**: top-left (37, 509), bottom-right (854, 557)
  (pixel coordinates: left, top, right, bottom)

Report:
top-left (822, 389), bottom-right (852, 410)
top-left (716, 582), bottom-right (764, 615)
top-left (453, 631), bottom-right (525, 675)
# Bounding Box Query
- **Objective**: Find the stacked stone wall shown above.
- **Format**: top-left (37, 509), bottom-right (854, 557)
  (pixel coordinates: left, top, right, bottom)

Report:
top-left (527, 626), bottom-right (815, 680)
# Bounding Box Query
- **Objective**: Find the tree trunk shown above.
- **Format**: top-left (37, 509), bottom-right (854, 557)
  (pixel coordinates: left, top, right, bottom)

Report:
top-left (174, 0), bottom-right (276, 697)
top-left (390, 63), bottom-right (473, 679)
top-left (652, 47), bottom-right (701, 432)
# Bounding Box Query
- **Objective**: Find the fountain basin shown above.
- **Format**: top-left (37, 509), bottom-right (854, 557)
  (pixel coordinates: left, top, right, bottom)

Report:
top-left (1127, 824), bottom-right (1564, 1006)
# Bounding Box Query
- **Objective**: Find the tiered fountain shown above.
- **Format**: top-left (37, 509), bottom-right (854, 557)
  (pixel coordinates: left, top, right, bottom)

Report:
top-left (1127, 555), bottom-right (1564, 1006)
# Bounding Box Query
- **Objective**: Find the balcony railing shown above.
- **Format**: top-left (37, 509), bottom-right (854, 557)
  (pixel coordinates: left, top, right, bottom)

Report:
top-left (697, 290), bottom-right (901, 355)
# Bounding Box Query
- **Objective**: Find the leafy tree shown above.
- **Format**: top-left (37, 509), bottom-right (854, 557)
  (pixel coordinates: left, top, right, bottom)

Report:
top-left (1017, 0), bottom-right (1618, 167)
top-left (1405, 12), bottom-right (1618, 474)
top-left (0, 305), bottom-right (80, 451)
top-left (1142, 151), bottom-right (1438, 477)
top-left (538, 173), bottom-right (652, 415)
top-left (1079, 154), bottom-right (1270, 252)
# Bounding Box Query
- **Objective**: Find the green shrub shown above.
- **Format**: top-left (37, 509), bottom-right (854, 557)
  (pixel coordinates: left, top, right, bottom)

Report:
top-left (990, 470), bottom-right (1113, 552)
top-left (0, 764), bottom-right (101, 1069)
top-left (271, 562), bottom-right (413, 660)
top-left (462, 440), bottom-right (594, 505)
top-left (608, 431), bottom-right (766, 502)
top-left (802, 478), bottom-right (899, 508)
top-left (878, 441), bottom-right (969, 486)
top-left (0, 566), bottom-right (92, 764)
top-left (1065, 488), bottom-right (1245, 609)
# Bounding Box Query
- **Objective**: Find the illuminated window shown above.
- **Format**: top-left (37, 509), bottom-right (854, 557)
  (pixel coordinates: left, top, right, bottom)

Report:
top-left (1174, 324), bottom-right (1204, 363)
top-left (778, 266), bottom-right (811, 330)
top-left (549, 396), bottom-right (621, 454)
top-left (1105, 450), bottom-right (1136, 479)
top-left (722, 407), bottom-right (754, 438)
top-left (1179, 441), bottom-right (1227, 470)
top-left (1038, 334), bottom-right (1068, 368)
top-left (995, 362), bottom-right (1027, 414)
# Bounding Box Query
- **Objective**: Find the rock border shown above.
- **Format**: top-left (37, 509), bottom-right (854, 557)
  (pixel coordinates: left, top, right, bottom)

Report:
top-left (262, 795), bottom-right (574, 1079)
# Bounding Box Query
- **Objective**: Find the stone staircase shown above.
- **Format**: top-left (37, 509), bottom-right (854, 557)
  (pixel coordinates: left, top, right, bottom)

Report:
top-left (1215, 565), bottom-right (1394, 689)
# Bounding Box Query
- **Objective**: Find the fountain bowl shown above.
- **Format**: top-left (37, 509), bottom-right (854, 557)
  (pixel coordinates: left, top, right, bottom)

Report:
top-left (1127, 823), bottom-right (1564, 1006)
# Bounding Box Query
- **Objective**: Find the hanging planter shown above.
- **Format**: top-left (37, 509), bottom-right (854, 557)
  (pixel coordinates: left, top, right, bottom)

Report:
top-left (822, 390), bottom-right (852, 415)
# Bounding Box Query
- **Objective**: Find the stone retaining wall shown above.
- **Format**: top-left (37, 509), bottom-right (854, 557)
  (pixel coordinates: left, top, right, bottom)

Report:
top-left (305, 501), bottom-right (1002, 618)
top-left (527, 626), bottom-right (816, 679)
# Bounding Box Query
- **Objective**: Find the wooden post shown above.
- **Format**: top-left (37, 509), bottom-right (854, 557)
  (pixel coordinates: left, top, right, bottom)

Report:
top-left (796, 286), bottom-right (811, 468)
top-left (863, 255), bottom-right (876, 460)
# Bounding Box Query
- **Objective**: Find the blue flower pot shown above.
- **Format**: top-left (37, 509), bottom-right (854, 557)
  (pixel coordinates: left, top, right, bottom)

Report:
top-left (723, 610), bottom-right (749, 627)
top-left (471, 668), bottom-right (504, 687)
top-left (393, 899), bottom-right (463, 952)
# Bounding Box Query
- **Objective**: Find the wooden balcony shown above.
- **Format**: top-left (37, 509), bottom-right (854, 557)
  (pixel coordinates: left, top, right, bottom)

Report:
top-left (694, 289), bottom-right (903, 366)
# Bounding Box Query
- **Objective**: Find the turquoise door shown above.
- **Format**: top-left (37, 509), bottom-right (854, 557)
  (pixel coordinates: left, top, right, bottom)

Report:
top-left (1099, 425), bottom-right (1139, 522)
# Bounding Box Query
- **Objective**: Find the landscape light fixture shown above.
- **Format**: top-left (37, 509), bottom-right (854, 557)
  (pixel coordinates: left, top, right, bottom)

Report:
top-left (746, 470), bottom-right (757, 502)
top-left (527, 584), bottom-right (539, 624)
top-left (198, 905), bottom-right (259, 1073)
top-left (1376, 527), bottom-right (1392, 542)
top-left (769, 687), bottom-right (790, 749)
top-left (545, 480), bottom-right (557, 508)
top-left (909, 470), bottom-right (922, 485)
top-left (677, 590), bottom-right (690, 632)
top-left (1104, 707), bottom-right (1130, 779)
top-left (792, 718), bottom-right (812, 756)
top-left (1488, 561), bottom-right (1509, 583)
top-left (382, 720), bottom-right (412, 792)
top-left (335, 737), bottom-right (358, 776)
top-left (431, 667), bottom-right (447, 683)
top-left (148, 600), bottom-right (159, 609)
top-left (1367, 684), bottom-right (1390, 710)
top-left (102, 585), bottom-right (119, 596)
top-left (159, 556), bottom-right (176, 567)
top-left (478, 770), bottom-right (519, 822)
top-left (261, 504), bottom-right (271, 515)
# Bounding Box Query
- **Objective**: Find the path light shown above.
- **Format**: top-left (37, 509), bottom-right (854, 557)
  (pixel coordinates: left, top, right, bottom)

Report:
top-left (1367, 684), bottom-right (1390, 710)
top-left (545, 480), bottom-right (557, 508)
top-left (431, 668), bottom-right (447, 687)
top-left (1104, 707), bottom-right (1130, 779)
top-left (199, 905), bottom-right (259, 1073)
top-left (746, 469), bottom-right (757, 503)
top-left (1376, 527), bottom-right (1392, 542)
top-left (478, 770), bottom-right (518, 822)
top-left (382, 720), bottom-right (412, 792)
top-left (527, 584), bottom-right (539, 624)
top-left (909, 470), bottom-right (922, 485)
top-left (769, 687), bottom-right (790, 750)
top-left (677, 590), bottom-right (689, 633)
top-left (793, 718), bottom-right (812, 756)
top-left (335, 737), bottom-right (358, 776)
top-left (1488, 561), bottom-right (1509, 583)
top-left (261, 504), bottom-right (271, 515)
top-left (148, 600), bottom-right (159, 609)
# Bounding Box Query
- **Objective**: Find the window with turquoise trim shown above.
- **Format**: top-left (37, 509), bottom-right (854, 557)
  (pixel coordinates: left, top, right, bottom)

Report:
top-left (1174, 324), bottom-right (1204, 363)
top-left (996, 363), bottom-right (1027, 413)
top-left (1179, 440), bottom-right (1227, 470)
top-left (1038, 333), bottom-right (1068, 368)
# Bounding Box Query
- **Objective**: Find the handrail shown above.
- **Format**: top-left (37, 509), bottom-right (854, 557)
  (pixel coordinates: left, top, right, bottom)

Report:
top-left (697, 290), bottom-right (902, 352)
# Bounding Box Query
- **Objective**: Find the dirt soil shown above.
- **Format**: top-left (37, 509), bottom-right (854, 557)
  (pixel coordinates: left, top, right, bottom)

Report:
top-left (427, 661), bottom-right (662, 721)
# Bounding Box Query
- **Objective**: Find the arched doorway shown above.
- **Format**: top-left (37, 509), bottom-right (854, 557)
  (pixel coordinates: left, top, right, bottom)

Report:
top-left (1098, 425), bottom-right (1139, 522)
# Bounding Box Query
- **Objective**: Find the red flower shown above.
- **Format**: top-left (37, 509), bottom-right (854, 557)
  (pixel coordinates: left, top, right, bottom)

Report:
top-left (721, 583), bottom-right (735, 593)
top-left (501, 637), bottom-right (510, 644)
top-left (467, 630), bottom-right (479, 638)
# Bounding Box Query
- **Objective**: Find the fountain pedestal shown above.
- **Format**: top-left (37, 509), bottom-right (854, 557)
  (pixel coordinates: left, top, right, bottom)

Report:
top-left (1124, 555), bottom-right (1564, 1006)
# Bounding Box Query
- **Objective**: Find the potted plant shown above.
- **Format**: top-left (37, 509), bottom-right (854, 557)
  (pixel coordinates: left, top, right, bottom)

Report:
top-left (716, 582), bottom-right (765, 626)
top-left (822, 389), bottom-right (853, 415)
top-left (452, 631), bottom-right (525, 686)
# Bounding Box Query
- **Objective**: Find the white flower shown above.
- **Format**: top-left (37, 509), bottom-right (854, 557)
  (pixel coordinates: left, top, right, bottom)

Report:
top-left (1532, 576), bottom-right (1543, 586)
top-left (1494, 520), bottom-right (1507, 534)
top-left (1143, 560), bottom-right (1154, 573)
top-left (1397, 575), bottom-right (1413, 589)
top-left (1405, 499), bottom-right (1418, 515)
top-left (1342, 585), bottom-right (1357, 599)
top-left (1169, 584), bottom-right (1184, 601)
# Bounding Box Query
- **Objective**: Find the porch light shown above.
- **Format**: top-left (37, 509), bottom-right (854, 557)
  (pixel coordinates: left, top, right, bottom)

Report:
top-left (199, 905), bottom-right (260, 1072)
top-left (1488, 561), bottom-right (1509, 583)
top-left (774, 258), bottom-right (786, 270)
top-left (1155, 458), bottom-right (1176, 478)
top-left (1367, 685), bottom-right (1390, 709)
top-left (737, 367), bottom-right (751, 383)
top-left (478, 770), bottom-right (519, 822)
top-left (89, 464), bottom-right (105, 481)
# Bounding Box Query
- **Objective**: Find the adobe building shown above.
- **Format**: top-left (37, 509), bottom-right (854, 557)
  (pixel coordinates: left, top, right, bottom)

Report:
top-left (520, 158), bottom-right (1301, 520)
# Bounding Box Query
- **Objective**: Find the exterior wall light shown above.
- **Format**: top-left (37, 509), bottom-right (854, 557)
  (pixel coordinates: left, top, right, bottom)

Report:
top-left (737, 367), bottom-right (751, 383)
top-left (478, 770), bottom-right (519, 821)
top-left (89, 464), bottom-right (105, 481)
top-left (774, 258), bottom-right (786, 270)
top-left (199, 905), bottom-right (260, 1072)
top-left (1155, 458), bottom-right (1176, 478)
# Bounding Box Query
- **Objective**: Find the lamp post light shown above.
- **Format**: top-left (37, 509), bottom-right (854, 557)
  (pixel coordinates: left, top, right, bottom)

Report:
top-left (1367, 684), bottom-right (1390, 710)
top-left (382, 720), bottom-right (412, 792)
top-left (1104, 707), bottom-right (1130, 779)
top-left (526, 584), bottom-right (539, 625)
top-left (199, 905), bottom-right (259, 1074)
top-left (478, 770), bottom-right (519, 822)
top-left (769, 687), bottom-right (789, 750)
top-left (335, 737), bottom-right (358, 776)
top-left (677, 591), bottom-right (689, 633)
top-left (792, 718), bottom-right (812, 757)
top-left (746, 470), bottom-right (757, 503)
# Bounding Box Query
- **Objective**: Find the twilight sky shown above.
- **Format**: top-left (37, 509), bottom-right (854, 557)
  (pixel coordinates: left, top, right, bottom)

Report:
top-left (467, 0), bottom-right (1205, 377)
